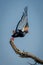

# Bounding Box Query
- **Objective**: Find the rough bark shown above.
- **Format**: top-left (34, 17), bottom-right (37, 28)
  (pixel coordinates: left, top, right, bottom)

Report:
top-left (10, 39), bottom-right (43, 64)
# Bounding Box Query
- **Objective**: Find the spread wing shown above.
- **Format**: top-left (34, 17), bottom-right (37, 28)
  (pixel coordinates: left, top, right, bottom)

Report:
top-left (16, 7), bottom-right (29, 32)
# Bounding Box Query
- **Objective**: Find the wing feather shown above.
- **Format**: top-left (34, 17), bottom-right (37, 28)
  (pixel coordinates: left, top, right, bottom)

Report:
top-left (16, 7), bottom-right (29, 32)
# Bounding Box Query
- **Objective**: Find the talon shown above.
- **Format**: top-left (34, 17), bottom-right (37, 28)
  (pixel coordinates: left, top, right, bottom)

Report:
top-left (10, 37), bottom-right (14, 41)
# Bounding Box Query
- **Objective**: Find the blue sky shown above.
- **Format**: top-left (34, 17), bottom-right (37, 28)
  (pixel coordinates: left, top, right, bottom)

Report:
top-left (0, 0), bottom-right (43, 65)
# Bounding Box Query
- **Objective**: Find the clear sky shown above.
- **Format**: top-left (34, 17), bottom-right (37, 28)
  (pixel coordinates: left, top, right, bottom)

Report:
top-left (0, 0), bottom-right (43, 65)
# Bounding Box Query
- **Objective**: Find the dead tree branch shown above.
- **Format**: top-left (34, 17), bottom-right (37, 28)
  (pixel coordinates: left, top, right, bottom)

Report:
top-left (10, 39), bottom-right (43, 64)
top-left (27, 62), bottom-right (37, 65)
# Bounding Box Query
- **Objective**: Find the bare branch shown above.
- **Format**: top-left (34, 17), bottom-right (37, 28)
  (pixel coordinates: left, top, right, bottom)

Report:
top-left (10, 39), bottom-right (43, 64)
top-left (27, 62), bottom-right (37, 65)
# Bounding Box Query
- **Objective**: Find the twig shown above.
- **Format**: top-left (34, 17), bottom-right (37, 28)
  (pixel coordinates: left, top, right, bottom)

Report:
top-left (27, 62), bottom-right (37, 65)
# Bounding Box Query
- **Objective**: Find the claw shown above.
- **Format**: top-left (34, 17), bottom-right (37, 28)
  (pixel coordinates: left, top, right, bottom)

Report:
top-left (10, 37), bottom-right (14, 41)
